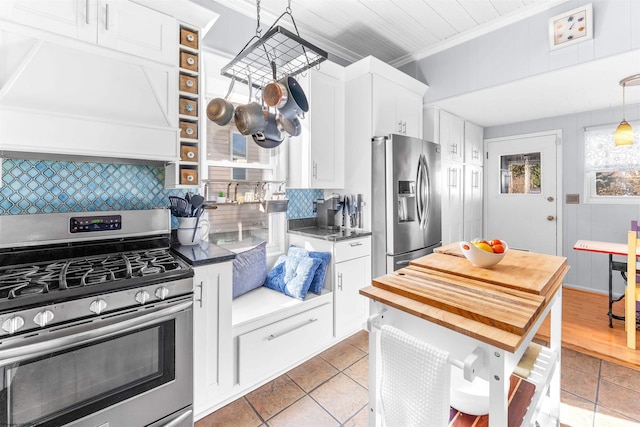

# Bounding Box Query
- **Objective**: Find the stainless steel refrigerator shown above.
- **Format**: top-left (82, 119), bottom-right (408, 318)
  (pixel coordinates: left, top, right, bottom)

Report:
top-left (371, 134), bottom-right (441, 278)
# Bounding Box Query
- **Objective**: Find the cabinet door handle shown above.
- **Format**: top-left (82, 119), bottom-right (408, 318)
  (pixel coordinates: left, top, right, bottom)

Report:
top-left (85, 0), bottom-right (90, 24)
top-left (402, 121), bottom-right (407, 135)
top-left (338, 272), bottom-right (343, 290)
top-left (349, 242), bottom-right (363, 247)
top-left (313, 161), bottom-right (317, 179)
top-left (267, 318), bottom-right (318, 341)
top-left (196, 281), bottom-right (203, 308)
top-left (105, 3), bottom-right (110, 30)
top-left (472, 170), bottom-right (479, 188)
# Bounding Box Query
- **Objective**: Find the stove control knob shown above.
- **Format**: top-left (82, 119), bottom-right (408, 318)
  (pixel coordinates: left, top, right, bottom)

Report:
top-left (90, 299), bottom-right (107, 315)
top-left (155, 286), bottom-right (170, 300)
top-left (2, 316), bottom-right (25, 334)
top-left (34, 310), bottom-right (54, 328)
top-left (135, 290), bottom-right (150, 305)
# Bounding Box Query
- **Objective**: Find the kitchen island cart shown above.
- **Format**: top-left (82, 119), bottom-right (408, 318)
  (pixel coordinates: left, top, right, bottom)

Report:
top-left (361, 243), bottom-right (568, 426)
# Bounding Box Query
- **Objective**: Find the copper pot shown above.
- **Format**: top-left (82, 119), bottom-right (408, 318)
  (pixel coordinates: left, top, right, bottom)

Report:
top-left (206, 77), bottom-right (235, 125)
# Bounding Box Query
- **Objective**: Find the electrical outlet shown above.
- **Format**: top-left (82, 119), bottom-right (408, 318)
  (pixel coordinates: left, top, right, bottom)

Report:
top-left (566, 194), bottom-right (579, 204)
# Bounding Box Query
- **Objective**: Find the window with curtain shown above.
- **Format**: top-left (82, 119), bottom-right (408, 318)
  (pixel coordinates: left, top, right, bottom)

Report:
top-left (584, 123), bottom-right (640, 203)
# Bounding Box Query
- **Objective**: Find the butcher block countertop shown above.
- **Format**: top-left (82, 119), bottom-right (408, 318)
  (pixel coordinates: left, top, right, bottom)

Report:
top-left (360, 242), bottom-right (569, 352)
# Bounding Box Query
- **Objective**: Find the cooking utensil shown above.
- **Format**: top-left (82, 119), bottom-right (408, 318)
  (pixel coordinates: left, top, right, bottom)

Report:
top-left (277, 75), bottom-right (309, 119)
top-left (207, 76), bottom-right (235, 125)
top-left (191, 205), bottom-right (205, 242)
top-left (277, 114), bottom-right (301, 137)
top-left (263, 61), bottom-right (289, 109)
top-left (189, 193), bottom-right (204, 215)
top-left (234, 72), bottom-right (266, 135)
top-left (169, 196), bottom-right (189, 217)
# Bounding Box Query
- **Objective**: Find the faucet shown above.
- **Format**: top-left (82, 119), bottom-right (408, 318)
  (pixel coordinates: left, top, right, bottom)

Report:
top-left (233, 183), bottom-right (239, 202)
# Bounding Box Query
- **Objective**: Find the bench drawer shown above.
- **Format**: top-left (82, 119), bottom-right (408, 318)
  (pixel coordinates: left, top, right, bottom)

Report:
top-left (238, 302), bottom-right (332, 386)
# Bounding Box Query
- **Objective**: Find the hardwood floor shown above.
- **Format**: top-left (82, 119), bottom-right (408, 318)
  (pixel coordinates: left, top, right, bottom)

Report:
top-left (536, 286), bottom-right (640, 370)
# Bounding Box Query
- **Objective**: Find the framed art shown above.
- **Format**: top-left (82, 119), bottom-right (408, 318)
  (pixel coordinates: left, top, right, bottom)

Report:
top-left (549, 3), bottom-right (593, 50)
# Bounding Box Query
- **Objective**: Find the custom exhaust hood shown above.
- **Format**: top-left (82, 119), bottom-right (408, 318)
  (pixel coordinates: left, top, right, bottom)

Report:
top-left (0, 25), bottom-right (178, 164)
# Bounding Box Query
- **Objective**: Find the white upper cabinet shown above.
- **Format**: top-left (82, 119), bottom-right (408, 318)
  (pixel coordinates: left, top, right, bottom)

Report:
top-left (439, 110), bottom-right (464, 163)
top-left (372, 75), bottom-right (423, 138)
top-left (0, 0), bottom-right (176, 64)
top-left (464, 120), bottom-right (484, 166)
top-left (288, 61), bottom-right (345, 189)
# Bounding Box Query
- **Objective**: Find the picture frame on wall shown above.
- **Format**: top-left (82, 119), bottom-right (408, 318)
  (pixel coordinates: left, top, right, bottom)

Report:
top-left (230, 131), bottom-right (247, 180)
top-left (548, 3), bottom-right (593, 50)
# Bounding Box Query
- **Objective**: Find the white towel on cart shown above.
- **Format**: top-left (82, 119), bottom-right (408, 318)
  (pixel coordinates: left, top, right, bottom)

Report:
top-left (380, 325), bottom-right (450, 427)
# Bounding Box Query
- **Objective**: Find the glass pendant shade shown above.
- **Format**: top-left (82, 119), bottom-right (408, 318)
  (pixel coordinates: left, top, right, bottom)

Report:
top-left (614, 119), bottom-right (634, 146)
top-left (615, 74), bottom-right (640, 146)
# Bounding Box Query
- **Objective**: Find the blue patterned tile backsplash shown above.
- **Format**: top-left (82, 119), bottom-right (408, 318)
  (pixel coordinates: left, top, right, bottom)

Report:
top-left (286, 189), bottom-right (322, 219)
top-left (1, 159), bottom-right (323, 223)
top-left (0, 159), bottom-right (184, 215)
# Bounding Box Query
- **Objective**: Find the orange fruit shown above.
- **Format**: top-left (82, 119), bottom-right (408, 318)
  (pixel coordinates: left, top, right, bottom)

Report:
top-left (492, 244), bottom-right (505, 254)
top-left (490, 239), bottom-right (502, 246)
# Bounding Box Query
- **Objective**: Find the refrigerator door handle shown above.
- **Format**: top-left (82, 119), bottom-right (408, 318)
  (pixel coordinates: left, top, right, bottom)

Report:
top-left (418, 154), bottom-right (426, 229)
top-left (416, 155), bottom-right (424, 227)
top-left (421, 154), bottom-right (431, 230)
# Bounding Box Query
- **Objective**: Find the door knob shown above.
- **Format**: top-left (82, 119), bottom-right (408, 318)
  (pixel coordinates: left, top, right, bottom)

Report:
top-left (547, 196), bottom-right (554, 202)
top-left (547, 215), bottom-right (555, 221)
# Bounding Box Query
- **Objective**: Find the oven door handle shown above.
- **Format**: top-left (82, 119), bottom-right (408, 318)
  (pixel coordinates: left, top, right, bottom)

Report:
top-left (0, 299), bottom-right (192, 365)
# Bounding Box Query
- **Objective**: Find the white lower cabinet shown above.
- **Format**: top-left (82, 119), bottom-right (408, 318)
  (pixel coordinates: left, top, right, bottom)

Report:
top-left (463, 164), bottom-right (483, 241)
top-left (288, 234), bottom-right (372, 340)
top-left (334, 254), bottom-right (370, 338)
top-left (441, 162), bottom-right (464, 244)
top-left (192, 260), bottom-right (233, 420)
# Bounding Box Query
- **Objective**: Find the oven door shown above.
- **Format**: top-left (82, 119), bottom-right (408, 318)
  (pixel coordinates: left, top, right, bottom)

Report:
top-left (0, 296), bottom-right (192, 427)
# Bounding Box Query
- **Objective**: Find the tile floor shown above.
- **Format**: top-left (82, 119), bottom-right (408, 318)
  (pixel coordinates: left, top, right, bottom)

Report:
top-left (195, 330), bottom-right (640, 427)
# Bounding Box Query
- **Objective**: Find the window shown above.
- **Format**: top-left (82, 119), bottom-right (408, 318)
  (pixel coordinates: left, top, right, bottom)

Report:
top-left (231, 131), bottom-right (247, 180)
top-left (584, 124), bottom-right (640, 203)
top-left (499, 152), bottom-right (541, 194)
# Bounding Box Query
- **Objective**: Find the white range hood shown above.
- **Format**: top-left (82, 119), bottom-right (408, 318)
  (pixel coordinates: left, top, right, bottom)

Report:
top-left (0, 21), bottom-right (179, 164)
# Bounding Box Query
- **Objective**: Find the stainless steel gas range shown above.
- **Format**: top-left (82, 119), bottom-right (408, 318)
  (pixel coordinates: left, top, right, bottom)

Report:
top-left (0, 209), bottom-right (194, 427)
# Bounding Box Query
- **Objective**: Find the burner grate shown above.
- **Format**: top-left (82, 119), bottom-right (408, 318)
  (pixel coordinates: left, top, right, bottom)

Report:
top-left (0, 249), bottom-right (183, 301)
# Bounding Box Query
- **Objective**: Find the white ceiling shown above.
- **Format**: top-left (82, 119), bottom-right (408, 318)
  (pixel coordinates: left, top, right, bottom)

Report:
top-left (206, 0), bottom-right (639, 128)
top-left (211, 0), bottom-right (569, 66)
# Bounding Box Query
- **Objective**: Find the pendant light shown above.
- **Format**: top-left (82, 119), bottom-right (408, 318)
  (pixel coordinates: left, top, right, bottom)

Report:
top-left (614, 74), bottom-right (640, 146)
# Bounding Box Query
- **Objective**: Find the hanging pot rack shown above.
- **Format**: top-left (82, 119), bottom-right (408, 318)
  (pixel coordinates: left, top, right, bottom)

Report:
top-left (220, 1), bottom-right (328, 90)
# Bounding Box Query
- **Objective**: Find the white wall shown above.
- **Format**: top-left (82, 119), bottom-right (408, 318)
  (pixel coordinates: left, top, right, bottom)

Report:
top-left (484, 103), bottom-right (640, 295)
top-left (402, 0), bottom-right (640, 105)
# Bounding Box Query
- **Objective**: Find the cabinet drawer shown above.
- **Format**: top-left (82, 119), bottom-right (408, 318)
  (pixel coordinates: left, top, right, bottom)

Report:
top-left (238, 302), bottom-right (333, 386)
top-left (179, 98), bottom-right (198, 117)
top-left (179, 74), bottom-right (198, 94)
top-left (335, 237), bottom-right (371, 263)
top-left (179, 121), bottom-right (198, 139)
top-left (180, 28), bottom-right (198, 49)
top-left (180, 145), bottom-right (198, 162)
top-left (180, 168), bottom-right (198, 185)
top-left (180, 51), bottom-right (199, 71)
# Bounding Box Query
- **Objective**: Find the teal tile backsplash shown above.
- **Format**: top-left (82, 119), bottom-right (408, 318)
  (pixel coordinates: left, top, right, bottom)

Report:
top-left (286, 189), bottom-right (322, 219)
top-left (0, 159), bottom-right (183, 215)
top-left (1, 159), bottom-right (323, 222)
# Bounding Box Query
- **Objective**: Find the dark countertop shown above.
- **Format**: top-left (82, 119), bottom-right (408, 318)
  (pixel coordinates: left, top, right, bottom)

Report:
top-left (171, 241), bottom-right (236, 267)
top-left (288, 218), bottom-right (372, 242)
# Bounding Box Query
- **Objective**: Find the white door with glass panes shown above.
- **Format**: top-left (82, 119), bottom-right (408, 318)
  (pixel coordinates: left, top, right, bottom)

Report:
top-left (485, 132), bottom-right (560, 255)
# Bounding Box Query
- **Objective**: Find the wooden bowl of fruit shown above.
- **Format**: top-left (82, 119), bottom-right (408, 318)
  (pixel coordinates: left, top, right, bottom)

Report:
top-left (459, 239), bottom-right (508, 268)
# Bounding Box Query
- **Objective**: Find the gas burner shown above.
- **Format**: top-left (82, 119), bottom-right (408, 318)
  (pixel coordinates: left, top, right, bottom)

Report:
top-left (9, 283), bottom-right (49, 298)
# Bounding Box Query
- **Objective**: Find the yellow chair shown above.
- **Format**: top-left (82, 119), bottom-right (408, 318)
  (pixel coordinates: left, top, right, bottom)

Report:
top-left (626, 227), bottom-right (640, 349)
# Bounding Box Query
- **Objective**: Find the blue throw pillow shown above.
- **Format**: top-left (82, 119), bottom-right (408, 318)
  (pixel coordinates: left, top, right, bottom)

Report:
top-left (232, 241), bottom-right (267, 299)
top-left (264, 254), bottom-right (321, 300)
top-left (308, 251), bottom-right (331, 294)
top-left (288, 245), bottom-right (331, 295)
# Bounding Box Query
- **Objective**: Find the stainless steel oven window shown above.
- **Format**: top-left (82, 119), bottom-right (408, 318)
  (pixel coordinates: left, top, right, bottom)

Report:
top-left (1, 321), bottom-right (175, 426)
